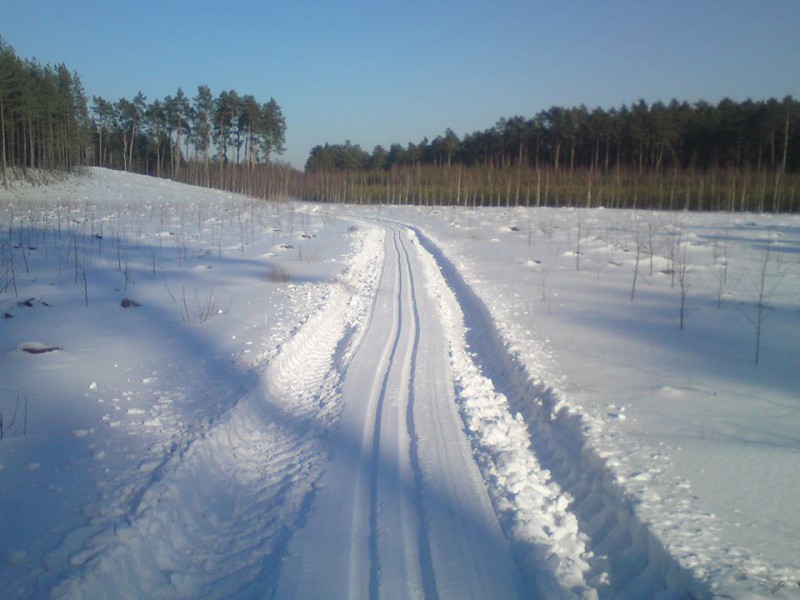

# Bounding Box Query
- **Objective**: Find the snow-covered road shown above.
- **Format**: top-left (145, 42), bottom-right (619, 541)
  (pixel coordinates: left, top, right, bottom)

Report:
top-left (275, 225), bottom-right (524, 599)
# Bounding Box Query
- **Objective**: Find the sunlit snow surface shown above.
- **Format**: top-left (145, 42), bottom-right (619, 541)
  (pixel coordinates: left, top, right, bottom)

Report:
top-left (387, 203), bottom-right (800, 595)
top-left (1, 169), bottom-right (798, 599)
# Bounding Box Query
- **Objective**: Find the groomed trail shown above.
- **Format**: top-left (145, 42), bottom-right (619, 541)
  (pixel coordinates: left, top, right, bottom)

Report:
top-left (51, 214), bottom-right (754, 599)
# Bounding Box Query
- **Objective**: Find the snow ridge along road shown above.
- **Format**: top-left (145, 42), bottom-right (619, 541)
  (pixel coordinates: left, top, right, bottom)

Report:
top-left (409, 222), bottom-right (787, 599)
top-left (275, 224), bottom-right (525, 599)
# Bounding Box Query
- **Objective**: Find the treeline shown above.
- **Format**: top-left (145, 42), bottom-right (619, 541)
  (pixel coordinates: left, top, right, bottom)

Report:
top-left (299, 98), bottom-right (799, 211)
top-left (307, 98), bottom-right (798, 173)
top-left (3, 35), bottom-right (798, 211)
top-left (0, 37), bottom-right (291, 199)
top-left (91, 86), bottom-right (289, 197)
top-left (0, 37), bottom-right (92, 186)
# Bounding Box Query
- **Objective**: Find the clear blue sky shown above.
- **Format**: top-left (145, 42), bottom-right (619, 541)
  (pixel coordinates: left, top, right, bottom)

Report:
top-left (4, 0), bottom-right (799, 169)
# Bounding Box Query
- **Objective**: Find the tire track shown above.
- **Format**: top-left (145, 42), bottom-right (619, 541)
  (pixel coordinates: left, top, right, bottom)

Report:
top-left (370, 229), bottom-right (438, 599)
top-left (276, 224), bottom-right (523, 599)
top-left (367, 228), bottom-right (409, 598)
top-left (400, 234), bottom-right (439, 600)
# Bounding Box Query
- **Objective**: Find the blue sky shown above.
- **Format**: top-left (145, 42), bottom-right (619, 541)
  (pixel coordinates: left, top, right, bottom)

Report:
top-left (4, 0), bottom-right (799, 168)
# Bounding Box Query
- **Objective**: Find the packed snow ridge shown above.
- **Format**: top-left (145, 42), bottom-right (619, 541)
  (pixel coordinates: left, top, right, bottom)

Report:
top-left (1, 169), bottom-right (798, 599)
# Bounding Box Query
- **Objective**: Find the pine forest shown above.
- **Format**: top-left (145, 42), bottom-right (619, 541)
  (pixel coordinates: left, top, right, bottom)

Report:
top-left (1, 37), bottom-right (798, 212)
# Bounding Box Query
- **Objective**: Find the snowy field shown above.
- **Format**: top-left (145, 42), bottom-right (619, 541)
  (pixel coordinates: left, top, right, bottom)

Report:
top-left (1, 169), bottom-right (798, 599)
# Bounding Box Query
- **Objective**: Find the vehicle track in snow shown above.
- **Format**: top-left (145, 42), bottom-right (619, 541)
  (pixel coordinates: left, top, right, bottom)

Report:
top-left (408, 225), bottom-right (726, 599)
top-left (274, 225), bottom-right (524, 599)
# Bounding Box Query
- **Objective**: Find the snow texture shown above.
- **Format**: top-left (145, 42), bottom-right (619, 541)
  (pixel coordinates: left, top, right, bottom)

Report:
top-left (1, 169), bottom-right (799, 599)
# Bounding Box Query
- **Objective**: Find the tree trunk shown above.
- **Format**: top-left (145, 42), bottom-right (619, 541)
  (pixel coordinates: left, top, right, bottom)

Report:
top-left (97, 126), bottom-right (103, 167)
top-left (128, 122), bottom-right (136, 172)
top-left (782, 109), bottom-right (790, 173)
top-left (0, 93), bottom-right (7, 187)
top-left (28, 115), bottom-right (35, 168)
top-left (122, 131), bottom-right (129, 171)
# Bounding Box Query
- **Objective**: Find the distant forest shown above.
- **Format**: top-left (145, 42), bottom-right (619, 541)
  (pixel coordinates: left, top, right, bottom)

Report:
top-left (0, 37), bottom-right (91, 185)
top-left (1, 37), bottom-right (798, 211)
top-left (0, 37), bottom-right (289, 198)
top-left (307, 99), bottom-right (799, 173)
top-left (90, 87), bottom-right (288, 198)
top-left (300, 98), bottom-right (799, 211)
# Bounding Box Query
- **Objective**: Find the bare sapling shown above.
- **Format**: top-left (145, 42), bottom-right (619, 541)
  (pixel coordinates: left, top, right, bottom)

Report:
top-left (676, 236), bottom-right (691, 331)
top-left (539, 262), bottom-right (549, 302)
top-left (3, 241), bottom-right (19, 296)
top-left (593, 239), bottom-right (613, 280)
top-left (630, 239), bottom-right (641, 301)
top-left (630, 219), bottom-right (642, 301)
top-left (180, 286), bottom-right (220, 323)
top-left (575, 212), bottom-right (582, 271)
top-left (527, 216), bottom-right (534, 248)
top-left (712, 228), bottom-right (730, 309)
top-left (17, 232), bottom-right (30, 273)
top-left (81, 265), bottom-right (89, 307)
top-left (123, 257), bottom-right (131, 292)
top-left (163, 279), bottom-right (177, 304)
top-left (716, 263), bottom-right (725, 310)
top-left (743, 245), bottom-right (783, 365)
top-left (181, 286), bottom-right (191, 323)
top-left (238, 208), bottom-right (246, 253)
top-left (72, 234), bottom-right (80, 284)
top-left (667, 232), bottom-right (677, 289)
top-left (721, 228), bottom-right (729, 283)
top-left (0, 395), bottom-right (28, 439)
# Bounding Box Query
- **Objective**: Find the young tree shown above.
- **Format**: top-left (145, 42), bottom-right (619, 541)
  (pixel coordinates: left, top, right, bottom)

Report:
top-left (676, 237), bottom-right (691, 331)
top-left (744, 245), bottom-right (784, 365)
top-left (630, 217), bottom-right (642, 301)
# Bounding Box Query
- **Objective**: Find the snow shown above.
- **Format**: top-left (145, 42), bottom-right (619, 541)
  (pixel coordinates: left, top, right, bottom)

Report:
top-left (384, 204), bottom-right (800, 597)
top-left (1, 169), bottom-right (799, 599)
